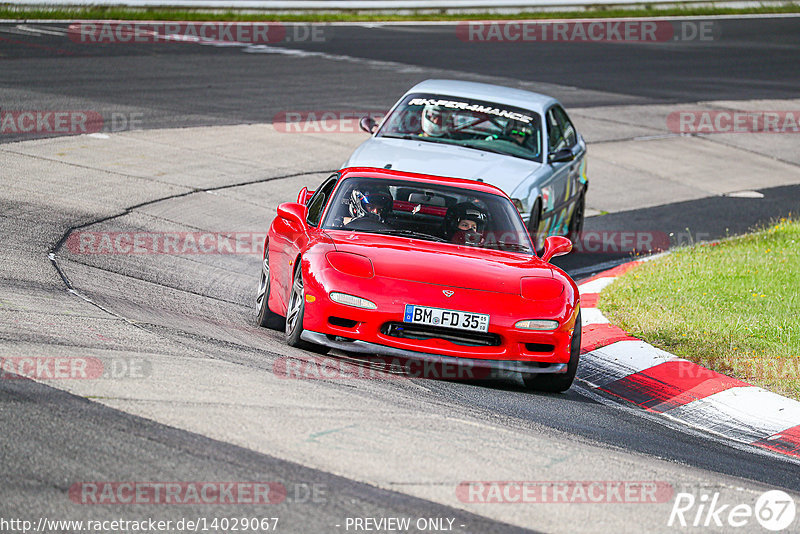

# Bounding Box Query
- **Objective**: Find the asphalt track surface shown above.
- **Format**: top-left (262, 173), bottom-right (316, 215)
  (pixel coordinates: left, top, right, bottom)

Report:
top-left (1, 16), bottom-right (800, 534)
top-left (1, 17), bottom-right (800, 141)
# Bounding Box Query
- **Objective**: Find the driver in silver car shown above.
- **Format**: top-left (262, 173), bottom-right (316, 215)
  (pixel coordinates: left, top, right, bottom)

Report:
top-left (420, 104), bottom-right (454, 137)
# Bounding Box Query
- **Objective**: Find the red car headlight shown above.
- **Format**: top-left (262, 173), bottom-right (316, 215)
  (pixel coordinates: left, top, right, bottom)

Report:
top-left (514, 319), bottom-right (559, 330)
top-left (329, 292), bottom-right (377, 310)
top-left (520, 276), bottom-right (564, 300)
top-left (326, 251), bottom-right (374, 278)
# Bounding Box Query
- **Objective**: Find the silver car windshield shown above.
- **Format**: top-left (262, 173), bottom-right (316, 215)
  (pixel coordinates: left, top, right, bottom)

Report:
top-left (322, 177), bottom-right (534, 254)
top-left (376, 93), bottom-right (543, 163)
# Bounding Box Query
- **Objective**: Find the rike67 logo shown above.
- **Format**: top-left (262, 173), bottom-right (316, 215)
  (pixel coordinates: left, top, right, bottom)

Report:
top-left (668, 490), bottom-right (796, 531)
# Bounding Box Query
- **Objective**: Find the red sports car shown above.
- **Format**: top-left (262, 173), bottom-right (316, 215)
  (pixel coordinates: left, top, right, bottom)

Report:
top-left (256, 167), bottom-right (581, 391)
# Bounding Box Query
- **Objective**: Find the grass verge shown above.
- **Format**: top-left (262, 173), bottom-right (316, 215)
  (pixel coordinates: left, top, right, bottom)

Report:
top-left (0, 4), bottom-right (799, 22)
top-left (598, 218), bottom-right (799, 400)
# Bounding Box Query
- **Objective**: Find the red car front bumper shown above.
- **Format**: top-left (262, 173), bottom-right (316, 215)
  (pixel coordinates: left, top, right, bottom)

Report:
top-left (299, 261), bottom-right (579, 374)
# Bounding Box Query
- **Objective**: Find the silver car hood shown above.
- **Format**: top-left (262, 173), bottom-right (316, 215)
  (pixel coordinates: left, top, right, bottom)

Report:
top-left (344, 137), bottom-right (542, 195)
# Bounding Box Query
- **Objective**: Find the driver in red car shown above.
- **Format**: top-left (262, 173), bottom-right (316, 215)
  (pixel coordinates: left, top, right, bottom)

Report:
top-left (344, 188), bottom-right (394, 231)
top-left (444, 202), bottom-right (488, 246)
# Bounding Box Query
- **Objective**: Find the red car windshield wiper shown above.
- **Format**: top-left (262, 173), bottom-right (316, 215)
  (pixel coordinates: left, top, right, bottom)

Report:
top-left (483, 242), bottom-right (533, 253)
top-left (375, 229), bottom-right (449, 243)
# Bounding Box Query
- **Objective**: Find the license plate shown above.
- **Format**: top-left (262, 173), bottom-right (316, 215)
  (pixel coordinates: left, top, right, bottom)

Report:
top-left (403, 305), bottom-right (490, 333)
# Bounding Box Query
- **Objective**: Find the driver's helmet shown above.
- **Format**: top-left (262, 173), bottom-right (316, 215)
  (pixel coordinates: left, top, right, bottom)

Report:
top-left (421, 104), bottom-right (453, 137)
top-left (507, 123), bottom-right (535, 146)
top-left (349, 188), bottom-right (393, 222)
top-left (444, 201), bottom-right (489, 244)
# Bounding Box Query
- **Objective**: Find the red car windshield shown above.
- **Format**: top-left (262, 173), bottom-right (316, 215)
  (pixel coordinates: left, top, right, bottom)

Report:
top-left (322, 177), bottom-right (534, 254)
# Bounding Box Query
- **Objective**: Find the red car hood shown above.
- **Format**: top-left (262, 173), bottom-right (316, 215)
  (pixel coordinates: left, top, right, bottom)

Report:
top-left (325, 230), bottom-right (553, 295)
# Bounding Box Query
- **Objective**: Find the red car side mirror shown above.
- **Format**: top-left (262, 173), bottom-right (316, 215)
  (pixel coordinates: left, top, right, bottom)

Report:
top-left (277, 202), bottom-right (308, 227)
top-left (296, 187), bottom-right (315, 205)
top-left (541, 236), bottom-right (572, 262)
